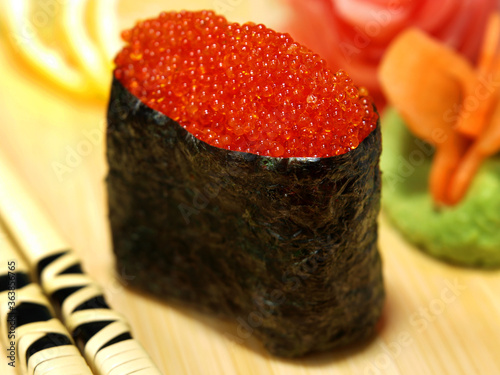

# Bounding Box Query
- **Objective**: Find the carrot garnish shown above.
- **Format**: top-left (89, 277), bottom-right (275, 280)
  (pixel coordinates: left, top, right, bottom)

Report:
top-left (455, 13), bottom-right (500, 139)
top-left (449, 100), bottom-right (500, 204)
top-left (379, 14), bottom-right (500, 206)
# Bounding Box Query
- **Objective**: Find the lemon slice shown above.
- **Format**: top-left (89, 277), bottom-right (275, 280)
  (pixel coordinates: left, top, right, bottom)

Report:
top-left (60, 0), bottom-right (109, 98)
top-left (0, 0), bottom-right (95, 97)
top-left (87, 0), bottom-right (123, 68)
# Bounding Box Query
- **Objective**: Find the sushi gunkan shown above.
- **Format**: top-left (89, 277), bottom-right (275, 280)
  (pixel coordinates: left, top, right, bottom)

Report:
top-left (107, 10), bottom-right (384, 357)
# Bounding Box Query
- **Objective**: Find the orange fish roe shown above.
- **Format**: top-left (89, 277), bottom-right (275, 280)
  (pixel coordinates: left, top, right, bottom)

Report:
top-left (114, 10), bottom-right (378, 158)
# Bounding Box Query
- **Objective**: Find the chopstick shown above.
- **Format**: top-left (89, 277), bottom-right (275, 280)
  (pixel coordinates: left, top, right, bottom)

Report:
top-left (0, 149), bottom-right (162, 375)
top-left (0, 221), bottom-right (94, 375)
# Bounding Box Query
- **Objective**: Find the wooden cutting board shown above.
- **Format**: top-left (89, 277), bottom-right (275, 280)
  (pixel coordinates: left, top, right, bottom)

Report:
top-left (0, 2), bottom-right (499, 374)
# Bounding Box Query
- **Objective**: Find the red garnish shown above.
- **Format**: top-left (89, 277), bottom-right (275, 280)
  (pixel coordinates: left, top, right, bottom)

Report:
top-left (115, 10), bottom-right (378, 158)
top-left (379, 13), bottom-right (500, 206)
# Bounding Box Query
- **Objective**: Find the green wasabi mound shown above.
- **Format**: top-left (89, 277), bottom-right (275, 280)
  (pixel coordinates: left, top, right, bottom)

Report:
top-left (381, 108), bottom-right (500, 267)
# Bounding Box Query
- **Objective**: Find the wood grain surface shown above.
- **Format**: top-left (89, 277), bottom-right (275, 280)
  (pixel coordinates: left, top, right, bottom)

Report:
top-left (1, 1), bottom-right (499, 374)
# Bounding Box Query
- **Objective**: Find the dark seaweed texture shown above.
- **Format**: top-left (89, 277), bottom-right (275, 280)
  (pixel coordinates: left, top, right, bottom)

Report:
top-left (106, 78), bottom-right (384, 357)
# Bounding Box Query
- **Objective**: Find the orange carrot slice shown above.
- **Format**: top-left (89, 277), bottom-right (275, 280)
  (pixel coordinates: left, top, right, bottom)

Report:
top-left (379, 29), bottom-right (460, 140)
top-left (455, 13), bottom-right (500, 139)
top-left (477, 13), bottom-right (500, 71)
top-left (446, 145), bottom-right (485, 205)
top-left (430, 133), bottom-right (470, 205)
top-left (448, 94), bottom-right (500, 204)
top-left (379, 29), bottom-right (471, 144)
top-left (379, 29), bottom-right (472, 205)
top-left (476, 96), bottom-right (500, 157)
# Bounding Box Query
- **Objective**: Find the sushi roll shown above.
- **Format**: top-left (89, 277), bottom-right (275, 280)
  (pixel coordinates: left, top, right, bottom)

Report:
top-left (107, 10), bottom-right (383, 357)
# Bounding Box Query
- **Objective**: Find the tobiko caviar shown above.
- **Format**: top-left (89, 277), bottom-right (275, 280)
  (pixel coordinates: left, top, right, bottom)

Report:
top-left (107, 10), bottom-right (383, 357)
top-left (114, 10), bottom-right (378, 158)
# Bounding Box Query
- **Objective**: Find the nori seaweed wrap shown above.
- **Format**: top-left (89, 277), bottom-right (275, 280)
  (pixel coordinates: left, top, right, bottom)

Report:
top-left (106, 10), bottom-right (384, 357)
